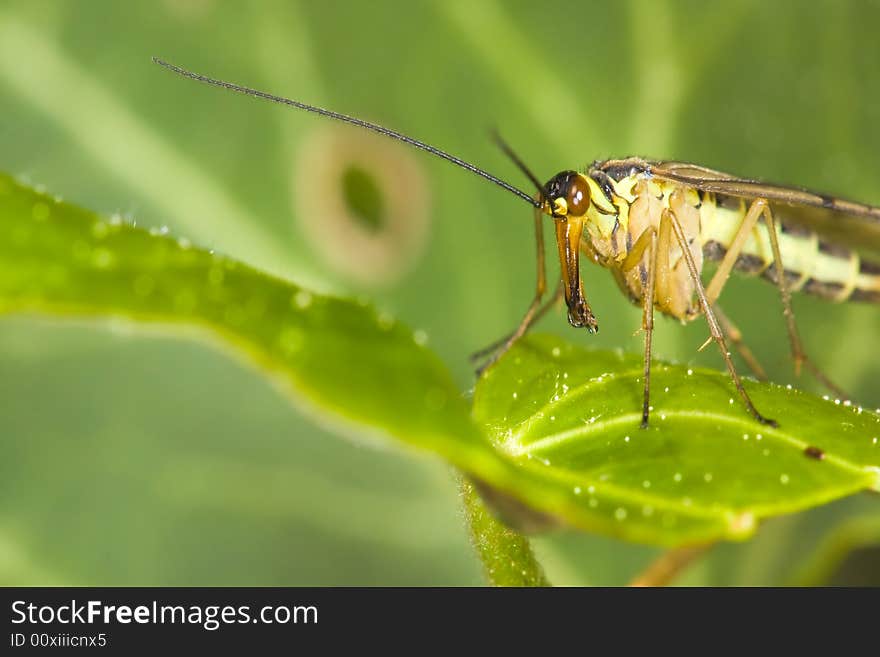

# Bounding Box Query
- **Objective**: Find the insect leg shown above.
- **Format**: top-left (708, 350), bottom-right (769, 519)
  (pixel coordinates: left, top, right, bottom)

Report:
top-left (620, 226), bottom-right (660, 426)
top-left (640, 229), bottom-right (659, 428)
top-left (712, 304), bottom-right (768, 380)
top-left (621, 226), bottom-right (658, 272)
top-left (694, 198), bottom-right (767, 377)
top-left (474, 207), bottom-right (547, 374)
top-left (704, 198), bottom-right (765, 305)
top-left (665, 208), bottom-right (777, 427)
top-left (469, 281), bottom-right (563, 363)
top-left (761, 205), bottom-right (848, 399)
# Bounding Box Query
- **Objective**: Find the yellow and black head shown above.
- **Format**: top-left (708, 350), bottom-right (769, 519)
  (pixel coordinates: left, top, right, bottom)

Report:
top-left (541, 170), bottom-right (591, 219)
top-left (536, 171), bottom-right (598, 332)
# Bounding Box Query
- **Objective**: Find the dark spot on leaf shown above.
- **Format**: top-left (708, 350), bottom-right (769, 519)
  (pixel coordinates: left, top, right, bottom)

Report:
top-left (804, 445), bottom-right (825, 460)
top-left (341, 165), bottom-right (385, 233)
top-left (294, 127), bottom-right (430, 285)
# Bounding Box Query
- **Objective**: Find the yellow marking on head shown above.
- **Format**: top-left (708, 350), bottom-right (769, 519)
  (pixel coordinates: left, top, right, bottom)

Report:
top-left (553, 197), bottom-right (568, 216)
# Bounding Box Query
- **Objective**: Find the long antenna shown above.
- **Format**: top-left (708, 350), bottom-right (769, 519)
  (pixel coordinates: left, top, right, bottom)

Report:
top-left (491, 130), bottom-right (553, 213)
top-left (152, 57), bottom-right (541, 209)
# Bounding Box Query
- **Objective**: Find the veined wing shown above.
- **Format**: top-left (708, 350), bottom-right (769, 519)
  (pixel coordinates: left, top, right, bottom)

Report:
top-left (650, 161), bottom-right (880, 255)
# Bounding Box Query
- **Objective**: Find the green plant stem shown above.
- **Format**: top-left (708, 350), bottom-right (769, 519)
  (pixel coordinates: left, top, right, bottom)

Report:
top-left (459, 476), bottom-right (551, 587)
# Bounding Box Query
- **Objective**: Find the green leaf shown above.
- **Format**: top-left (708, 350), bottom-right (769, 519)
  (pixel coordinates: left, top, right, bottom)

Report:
top-left (0, 172), bottom-right (495, 475)
top-left (0, 171), bottom-right (554, 583)
top-left (2, 172), bottom-right (879, 551)
top-left (474, 335), bottom-right (880, 546)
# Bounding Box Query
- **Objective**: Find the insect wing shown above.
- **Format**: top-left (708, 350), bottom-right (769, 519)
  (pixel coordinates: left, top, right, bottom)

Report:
top-left (650, 161), bottom-right (880, 257)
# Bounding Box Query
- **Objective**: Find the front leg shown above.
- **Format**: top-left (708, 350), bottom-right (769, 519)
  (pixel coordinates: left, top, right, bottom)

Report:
top-left (473, 206), bottom-right (549, 374)
top-left (469, 281), bottom-right (563, 364)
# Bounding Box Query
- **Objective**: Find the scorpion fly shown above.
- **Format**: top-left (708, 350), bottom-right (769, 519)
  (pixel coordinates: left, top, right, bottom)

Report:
top-left (153, 58), bottom-right (880, 429)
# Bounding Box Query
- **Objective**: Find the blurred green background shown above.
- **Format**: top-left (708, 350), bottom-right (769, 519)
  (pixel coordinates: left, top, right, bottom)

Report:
top-left (1, 0), bottom-right (879, 585)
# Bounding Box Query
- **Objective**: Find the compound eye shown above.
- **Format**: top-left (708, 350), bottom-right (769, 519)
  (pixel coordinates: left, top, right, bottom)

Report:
top-left (566, 176), bottom-right (590, 216)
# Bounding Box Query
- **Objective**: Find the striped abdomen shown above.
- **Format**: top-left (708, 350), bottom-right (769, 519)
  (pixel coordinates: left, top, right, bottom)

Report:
top-left (699, 193), bottom-right (880, 303)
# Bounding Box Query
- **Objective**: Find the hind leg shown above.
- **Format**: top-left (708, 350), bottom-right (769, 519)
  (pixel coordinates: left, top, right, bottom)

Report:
top-left (761, 205), bottom-right (848, 398)
top-left (712, 304), bottom-right (768, 381)
top-left (666, 207), bottom-right (777, 426)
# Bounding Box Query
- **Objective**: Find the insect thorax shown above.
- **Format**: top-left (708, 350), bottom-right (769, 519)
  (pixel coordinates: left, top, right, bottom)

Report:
top-left (583, 165), bottom-right (706, 319)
